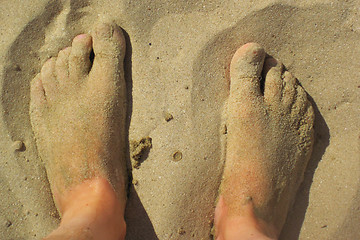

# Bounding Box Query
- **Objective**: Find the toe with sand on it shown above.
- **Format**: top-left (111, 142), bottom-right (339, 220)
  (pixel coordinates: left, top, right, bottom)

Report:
top-left (91, 22), bottom-right (126, 74)
top-left (229, 43), bottom-right (266, 101)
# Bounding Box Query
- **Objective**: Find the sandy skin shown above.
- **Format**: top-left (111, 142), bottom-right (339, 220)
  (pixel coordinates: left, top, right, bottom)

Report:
top-left (30, 22), bottom-right (128, 240)
top-left (29, 20), bottom-right (314, 239)
top-left (215, 43), bottom-right (314, 239)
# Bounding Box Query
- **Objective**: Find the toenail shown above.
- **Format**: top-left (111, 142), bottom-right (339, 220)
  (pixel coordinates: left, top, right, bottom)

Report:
top-left (243, 43), bottom-right (252, 48)
top-left (74, 34), bottom-right (89, 40)
top-left (95, 24), bottom-right (113, 38)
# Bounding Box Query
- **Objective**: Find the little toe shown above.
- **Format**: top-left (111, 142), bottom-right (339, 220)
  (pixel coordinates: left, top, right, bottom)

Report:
top-left (29, 74), bottom-right (46, 116)
top-left (41, 57), bottom-right (58, 102)
top-left (301, 105), bottom-right (315, 137)
top-left (291, 85), bottom-right (309, 118)
top-left (69, 34), bottom-right (93, 80)
top-left (282, 71), bottom-right (298, 108)
top-left (56, 47), bottom-right (71, 84)
top-left (229, 43), bottom-right (266, 101)
top-left (263, 57), bottom-right (284, 104)
top-left (90, 22), bottom-right (126, 77)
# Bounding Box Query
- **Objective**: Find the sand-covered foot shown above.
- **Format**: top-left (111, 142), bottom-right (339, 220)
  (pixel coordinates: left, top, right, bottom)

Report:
top-left (216, 43), bottom-right (314, 238)
top-left (30, 22), bottom-right (127, 240)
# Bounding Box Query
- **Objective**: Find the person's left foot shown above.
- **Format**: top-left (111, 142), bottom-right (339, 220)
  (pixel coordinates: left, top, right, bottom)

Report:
top-left (30, 22), bottom-right (127, 240)
top-left (215, 43), bottom-right (315, 239)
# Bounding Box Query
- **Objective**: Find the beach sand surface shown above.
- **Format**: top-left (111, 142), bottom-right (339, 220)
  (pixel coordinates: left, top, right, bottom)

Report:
top-left (0, 0), bottom-right (359, 239)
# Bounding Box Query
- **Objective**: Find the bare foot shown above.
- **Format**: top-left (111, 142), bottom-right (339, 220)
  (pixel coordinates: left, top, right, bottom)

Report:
top-left (30, 22), bottom-right (127, 240)
top-left (215, 43), bottom-right (314, 239)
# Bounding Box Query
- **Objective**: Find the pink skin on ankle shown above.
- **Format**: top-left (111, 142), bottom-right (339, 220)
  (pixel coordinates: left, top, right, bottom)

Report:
top-left (214, 196), bottom-right (278, 240)
top-left (54, 177), bottom-right (126, 240)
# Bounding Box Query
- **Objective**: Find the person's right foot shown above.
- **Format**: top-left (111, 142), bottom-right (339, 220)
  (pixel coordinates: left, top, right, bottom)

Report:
top-left (30, 22), bottom-right (128, 240)
top-left (215, 43), bottom-right (314, 239)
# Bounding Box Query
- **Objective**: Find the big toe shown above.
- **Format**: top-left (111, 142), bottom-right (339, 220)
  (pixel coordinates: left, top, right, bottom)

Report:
top-left (91, 22), bottom-right (126, 74)
top-left (69, 34), bottom-right (93, 80)
top-left (229, 43), bottom-right (265, 100)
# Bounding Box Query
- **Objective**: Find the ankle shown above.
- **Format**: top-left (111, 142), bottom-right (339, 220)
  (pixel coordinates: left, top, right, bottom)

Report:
top-left (57, 178), bottom-right (126, 240)
top-left (215, 196), bottom-right (278, 240)
top-left (216, 216), bottom-right (277, 240)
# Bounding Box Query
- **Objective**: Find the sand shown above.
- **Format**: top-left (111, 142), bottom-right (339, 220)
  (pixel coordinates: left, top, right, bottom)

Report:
top-left (0, 0), bottom-right (359, 239)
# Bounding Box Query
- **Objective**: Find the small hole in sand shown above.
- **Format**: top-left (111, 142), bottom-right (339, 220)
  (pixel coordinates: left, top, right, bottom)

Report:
top-left (164, 112), bottom-right (173, 122)
top-left (12, 140), bottom-right (25, 152)
top-left (177, 227), bottom-right (185, 235)
top-left (172, 151), bottom-right (182, 162)
top-left (5, 220), bottom-right (12, 228)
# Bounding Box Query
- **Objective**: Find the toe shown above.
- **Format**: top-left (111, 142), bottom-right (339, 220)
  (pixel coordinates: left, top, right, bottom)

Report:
top-left (69, 34), bottom-right (93, 80)
top-left (90, 22), bottom-right (126, 77)
top-left (291, 85), bottom-right (309, 118)
top-left (41, 57), bottom-right (58, 102)
top-left (263, 57), bottom-right (284, 104)
top-left (282, 71), bottom-right (297, 108)
top-left (56, 47), bottom-right (71, 84)
top-left (302, 105), bottom-right (315, 137)
top-left (229, 43), bottom-right (265, 101)
top-left (30, 74), bottom-right (46, 115)
top-left (295, 103), bottom-right (314, 149)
